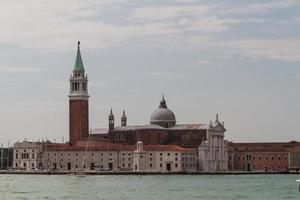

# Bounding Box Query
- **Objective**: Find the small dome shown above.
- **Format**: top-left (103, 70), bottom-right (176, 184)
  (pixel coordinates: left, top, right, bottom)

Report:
top-left (150, 95), bottom-right (176, 127)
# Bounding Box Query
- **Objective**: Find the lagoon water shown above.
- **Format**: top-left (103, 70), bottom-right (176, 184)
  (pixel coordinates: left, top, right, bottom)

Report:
top-left (0, 174), bottom-right (299, 199)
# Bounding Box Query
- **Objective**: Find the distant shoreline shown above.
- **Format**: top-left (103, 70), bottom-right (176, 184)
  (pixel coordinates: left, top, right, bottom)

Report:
top-left (0, 171), bottom-right (299, 175)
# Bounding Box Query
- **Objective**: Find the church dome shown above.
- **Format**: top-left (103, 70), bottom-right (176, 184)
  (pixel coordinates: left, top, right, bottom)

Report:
top-left (150, 108), bottom-right (176, 123)
top-left (150, 96), bottom-right (176, 127)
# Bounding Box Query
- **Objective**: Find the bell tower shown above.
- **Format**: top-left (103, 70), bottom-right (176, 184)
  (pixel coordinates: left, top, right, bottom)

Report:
top-left (121, 110), bottom-right (127, 126)
top-left (69, 41), bottom-right (89, 145)
top-left (109, 108), bottom-right (115, 131)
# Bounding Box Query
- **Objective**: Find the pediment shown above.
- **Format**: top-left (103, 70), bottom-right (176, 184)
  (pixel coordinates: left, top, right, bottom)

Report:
top-left (212, 122), bottom-right (226, 132)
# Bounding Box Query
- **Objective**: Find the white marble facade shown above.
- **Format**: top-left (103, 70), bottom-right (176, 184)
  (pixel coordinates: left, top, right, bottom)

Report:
top-left (13, 141), bottom-right (42, 171)
top-left (198, 116), bottom-right (228, 172)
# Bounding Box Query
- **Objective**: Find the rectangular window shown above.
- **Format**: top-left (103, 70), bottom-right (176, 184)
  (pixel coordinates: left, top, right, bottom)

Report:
top-left (83, 83), bottom-right (87, 91)
top-left (90, 163), bottom-right (95, 170)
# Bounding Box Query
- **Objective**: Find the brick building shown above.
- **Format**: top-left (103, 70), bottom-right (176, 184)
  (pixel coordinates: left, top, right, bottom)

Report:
top-left (227, 142), bottom-right (300, 172)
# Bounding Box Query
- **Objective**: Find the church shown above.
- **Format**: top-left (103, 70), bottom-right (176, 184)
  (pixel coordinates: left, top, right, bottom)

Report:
top-left (13, 42), bottom-right (228, 173)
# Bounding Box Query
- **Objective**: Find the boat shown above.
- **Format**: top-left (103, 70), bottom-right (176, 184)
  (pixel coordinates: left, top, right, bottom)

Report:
top-left (297, 180), bottom-right (300, 192)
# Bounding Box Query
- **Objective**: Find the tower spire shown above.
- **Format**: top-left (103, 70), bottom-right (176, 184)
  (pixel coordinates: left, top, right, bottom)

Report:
top-left (121, 109), bottom-right (127, 126)
top-left (215, 113), bottom-right (219, 123)
top-left (109, 108), bottom-right (115, 131)
top-left (74, 40), bottom-right (84, 71)
top-left (159, 94), bottom-right (167, 108)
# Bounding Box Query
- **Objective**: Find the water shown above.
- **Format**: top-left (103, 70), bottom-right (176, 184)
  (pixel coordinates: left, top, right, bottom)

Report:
top-left (0, 174), bottom-right (299, 199)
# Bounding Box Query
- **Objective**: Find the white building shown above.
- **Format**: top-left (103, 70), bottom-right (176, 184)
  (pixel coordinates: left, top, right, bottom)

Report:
top-left (13, 141), bottom-right (43, 171)
top-left (133, 141), bottom-right (197, 172)
top-left (198, 115), bottom-right (228, 172)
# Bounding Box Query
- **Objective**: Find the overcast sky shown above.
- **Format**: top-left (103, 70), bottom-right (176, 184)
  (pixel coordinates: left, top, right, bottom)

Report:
top-left (0, 0), bottom-right (300, 145)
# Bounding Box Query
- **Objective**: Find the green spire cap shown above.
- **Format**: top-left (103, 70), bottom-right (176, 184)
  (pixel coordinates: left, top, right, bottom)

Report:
top-left (74, 41), bottom-right (84, 71)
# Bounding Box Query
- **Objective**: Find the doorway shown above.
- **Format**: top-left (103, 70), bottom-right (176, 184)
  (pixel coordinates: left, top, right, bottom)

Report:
top-left (90, 163), bottom-right (95, 170)
top-left (247, 163), bottom-right (251, 171)
top-left (67, 163), bottom-right (71, 170)
top-left (166, 163), bottom-right (171, 171)
top-left (53, 163), bottom-right (57, 170)
top-left (108, 163), bottom-right (113, 170)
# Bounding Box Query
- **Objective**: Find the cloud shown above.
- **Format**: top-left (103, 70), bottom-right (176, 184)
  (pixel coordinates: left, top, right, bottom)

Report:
top-left (0, 66), bottom-right (46, 73)
top-left (144, 72), bottom-right (182, 79)
top-left (181, 17), bottom-right (235, 32)
top-left (128, 5), bottom-right (233, 33)
top-left (128, 5), bottom-right (214, 22)
top-left (247, 0), bottom-right (299, 12)
top-left (222, 38), bottom-right (300, 62)
top-left (220, 0), bottom-right (300, 15)
top-left (0, 0), bottom-right (298, 63)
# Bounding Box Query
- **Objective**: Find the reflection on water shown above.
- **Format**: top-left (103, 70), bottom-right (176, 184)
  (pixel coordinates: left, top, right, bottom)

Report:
top-left (0, 174), bottom-right (299, 200)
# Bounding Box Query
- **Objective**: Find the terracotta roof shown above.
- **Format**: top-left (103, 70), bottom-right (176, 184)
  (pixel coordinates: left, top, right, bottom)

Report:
top-left (45, 142), bottom-right (192, 152)
top-left (228, 141), bottom-right (300, 153)
top-left (286, 145), bottom-right (300, 153)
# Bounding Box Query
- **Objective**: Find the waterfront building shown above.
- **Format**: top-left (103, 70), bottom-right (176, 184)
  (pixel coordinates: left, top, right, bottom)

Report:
top-left (39, 141), bottom-right (198, 172)
top-left (13, 141), bottom-right (43, 171)
top-left (133, 141), bottom-right (197, 172)
top-left (198, 118), bottom-right (228, 172)
top-left (227, 142), bottom-right (300, 172)
top-left (0, 147), bottom-right (13, 169)
top-left (286, 144), bottom-right (300, 171)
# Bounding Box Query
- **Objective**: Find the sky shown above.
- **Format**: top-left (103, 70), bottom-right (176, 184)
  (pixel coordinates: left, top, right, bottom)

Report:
top-left (0, 0), bottom-right (300, 145)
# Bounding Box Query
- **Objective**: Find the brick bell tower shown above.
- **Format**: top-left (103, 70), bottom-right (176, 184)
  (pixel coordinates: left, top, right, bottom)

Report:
top-left (69, 41), bottom-right (89, 145)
